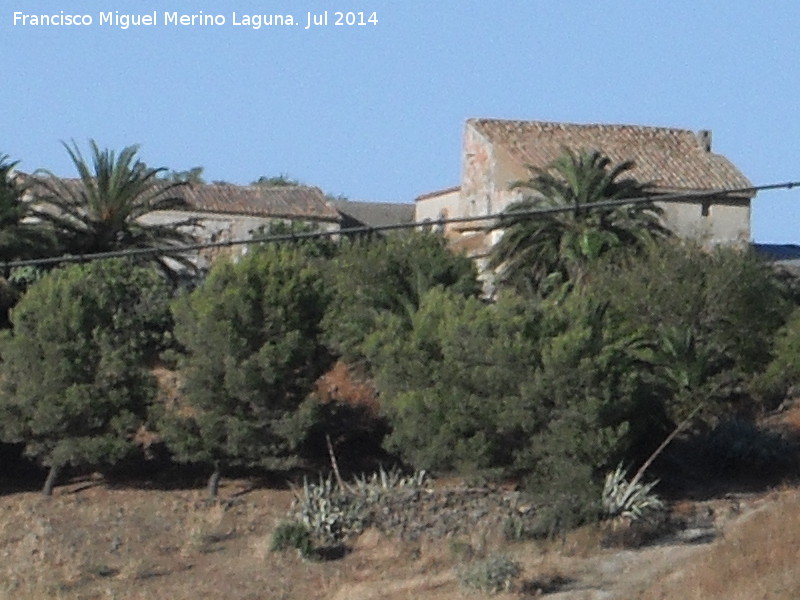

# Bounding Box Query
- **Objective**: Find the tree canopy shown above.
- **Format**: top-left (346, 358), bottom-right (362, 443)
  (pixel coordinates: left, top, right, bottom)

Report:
top-left (34, 141), bottom-right (198, 277)
top-left (0, 154), bottom-right (57, 264)
top-left (490, 149), bottom-right (670, 295)
top-left (0, 259), bottom-right (171, 495)
top-left (160, 243), bottom-right (331, 496)
top-left (322, 231), bottom-right (481, 363)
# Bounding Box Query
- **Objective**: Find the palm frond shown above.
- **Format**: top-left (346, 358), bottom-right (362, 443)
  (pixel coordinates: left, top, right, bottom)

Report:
top-left (31, 141), bottom-right (198, 276)
top-left (490, 149), bottom-right (672, 295)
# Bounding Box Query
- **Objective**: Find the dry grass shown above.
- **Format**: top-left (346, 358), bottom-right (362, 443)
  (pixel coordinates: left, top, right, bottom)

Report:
top-left (639, 489), bottom-right (800, 600)
top-left (1, 474), bottom-right (800, 600)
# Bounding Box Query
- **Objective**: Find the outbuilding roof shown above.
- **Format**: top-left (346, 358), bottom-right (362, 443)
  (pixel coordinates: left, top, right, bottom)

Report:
top-left (177, 183), bottom-right (339, 221)
top-left (333, 199), bottom-right (415, 229)
top-left (24, 176), bottom-right (340, 221)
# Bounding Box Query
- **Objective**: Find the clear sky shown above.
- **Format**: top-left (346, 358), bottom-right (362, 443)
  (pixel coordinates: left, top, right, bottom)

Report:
top-left (2, 1), bottom-right (799, 242)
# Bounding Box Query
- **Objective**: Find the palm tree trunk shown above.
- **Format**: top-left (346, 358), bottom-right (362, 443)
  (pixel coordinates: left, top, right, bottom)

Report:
top-left (629, 401), bottom-right (705, 491)
top-left (42, 464), bottom-right (60, 497)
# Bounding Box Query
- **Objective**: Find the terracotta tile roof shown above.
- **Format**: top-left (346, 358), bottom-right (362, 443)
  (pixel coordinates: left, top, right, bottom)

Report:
top-left (469, 119), bottom-right (753, 195)
top-left (24, 176), bottom-right (340, 221)
top-left (177, 184), bottom-right (339, 221)
top-left (415, 186), bottom-right (460, 202)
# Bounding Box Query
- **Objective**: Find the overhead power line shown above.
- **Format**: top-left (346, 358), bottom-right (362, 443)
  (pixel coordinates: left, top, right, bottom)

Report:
top-left (1, 180), bottom-right (798, 270)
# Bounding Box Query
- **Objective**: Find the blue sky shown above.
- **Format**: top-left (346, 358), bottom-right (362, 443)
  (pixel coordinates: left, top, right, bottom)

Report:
top-left (2, 1), bottom-right (799, 242)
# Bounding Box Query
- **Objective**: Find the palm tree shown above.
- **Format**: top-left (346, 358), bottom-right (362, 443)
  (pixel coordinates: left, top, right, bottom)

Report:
top-left (0, 154), bottom-right (57, 264)
top-left (489, 149), bottom-right (670, 295)
top-left (34, 141), bottom-right (198, 277)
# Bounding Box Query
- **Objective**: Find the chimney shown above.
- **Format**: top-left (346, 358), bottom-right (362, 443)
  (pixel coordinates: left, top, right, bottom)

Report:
top-left (696, 130), bottom-right (712, 152)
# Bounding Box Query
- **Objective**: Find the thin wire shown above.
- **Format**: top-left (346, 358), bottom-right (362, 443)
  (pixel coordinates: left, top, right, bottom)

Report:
top-left (1, 180), bottom-right (797, 270)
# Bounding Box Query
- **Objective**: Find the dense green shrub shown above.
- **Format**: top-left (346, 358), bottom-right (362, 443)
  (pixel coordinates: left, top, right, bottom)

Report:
top-left (322, 231), bottom-right (480, 363)
top-left (512, 293), bottom-right (668, 532)
top-left (365, 283), bottom-right (669, 529)
top-left (364, 287), bottom-right (540, 472)
top-left (585, 241), bottom-right (792, 420)
top-left (160, 244), bottom-right (331, 496)
top-left (0, 259), bottom-right (172, 494)
top-left (270, 521), bottom-right (314, 558)
top-left (752, 308), bottom-right (800, 407)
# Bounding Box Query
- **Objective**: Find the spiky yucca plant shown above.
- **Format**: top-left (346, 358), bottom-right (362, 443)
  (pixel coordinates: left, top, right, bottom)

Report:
top-left (289, 467), bottom-right (429, 545)
top-left (602, 463), bottom-right (664, 523)
top-left (290, 475), bottom-right (365, 545)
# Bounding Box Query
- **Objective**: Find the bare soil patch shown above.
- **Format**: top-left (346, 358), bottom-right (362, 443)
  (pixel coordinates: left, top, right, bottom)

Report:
top-left (0, 473), bottom-right (796, 600)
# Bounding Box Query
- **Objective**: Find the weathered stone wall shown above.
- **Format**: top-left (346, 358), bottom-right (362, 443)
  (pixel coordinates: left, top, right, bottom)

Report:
top-left (414, 188), bottom-right (461, 236)
top-left (361, 485), bottom-right (533, 541)
top-left (658, 197), bottom-right (750, 245)
top-left (140, 209), bottom-right (339, 268)
top-left (462, 123), bottom-right (495, 220)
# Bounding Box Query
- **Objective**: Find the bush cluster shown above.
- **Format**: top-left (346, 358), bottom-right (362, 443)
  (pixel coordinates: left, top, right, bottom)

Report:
top-left (0, 225), bottom-right (796, 538)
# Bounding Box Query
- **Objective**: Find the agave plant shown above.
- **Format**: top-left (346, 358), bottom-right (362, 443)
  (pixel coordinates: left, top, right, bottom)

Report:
top-left (289, 467), bottom-right (429, 545)
top-left (290, 475), bottom-right (366, 545)
top-left (602, 463), bottom-right (664, 523)
top-left (351, 465), bottom-right (428, 500)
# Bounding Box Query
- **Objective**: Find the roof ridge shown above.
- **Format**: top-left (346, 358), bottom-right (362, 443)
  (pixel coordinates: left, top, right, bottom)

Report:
top-left (468, 117), bottom-right (700, 136)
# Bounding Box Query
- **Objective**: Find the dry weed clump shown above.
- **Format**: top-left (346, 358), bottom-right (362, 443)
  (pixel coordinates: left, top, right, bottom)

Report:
top-left (640, 490), bottom-right (800, 600)
top-left (456, 553), bottom-right (522, 593)
top-left (181, 502), bottom-right (236, 555)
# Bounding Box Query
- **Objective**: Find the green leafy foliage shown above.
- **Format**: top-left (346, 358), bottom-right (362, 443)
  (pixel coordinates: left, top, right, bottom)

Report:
top-left (249, 220), bottom-right (337, 259)
top-left (322, 231), bottom-right (480, 363)
top-left (365, 288), bottom-right (540, 472)
top-left (0, 154), bottom-right (57, 263)
top-left (270, 521), bottom-right (314, 558)
top-left (586, 241), bottom-right (792, 420)
top-left (513, 294), bottom-right (667, 533)
top-left (33, 140), bottom-right (198, 277)
top-left (0, 260), bottom-right (171, 491)
top-left (752, 308), bottom-right (800, 406)
top-left (490, 149), bottom-right (669, 295)
top-left (160, 244), bottom-right (331, 484)
top-left (0, 155), bottom-right (59, 327)
top-left (523, 461), bottom-right (603, 539)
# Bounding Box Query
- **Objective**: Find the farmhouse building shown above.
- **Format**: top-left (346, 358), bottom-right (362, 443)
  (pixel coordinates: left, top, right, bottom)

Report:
top-left (20, 175), bottom-right (341, 267)
top-left (416, 119), bottom-right (754, 259)
top-left (139, 183), bottom-right (340, 266)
